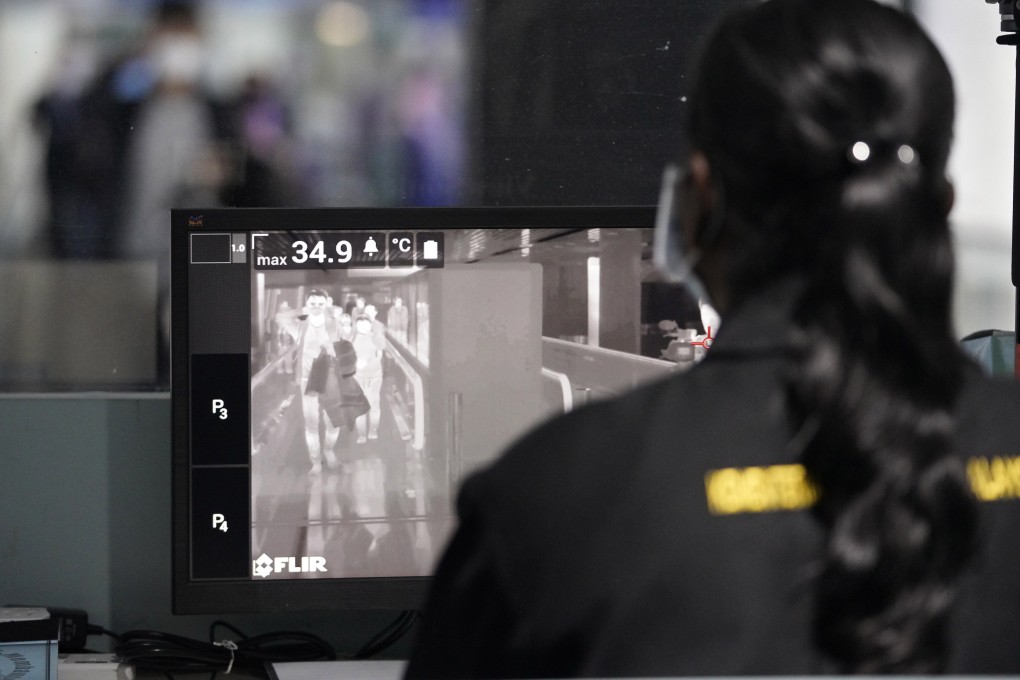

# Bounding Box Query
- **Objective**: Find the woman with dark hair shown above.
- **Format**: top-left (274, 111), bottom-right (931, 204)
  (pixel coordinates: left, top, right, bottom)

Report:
top-left (404, 0), bottom-right (1020, 676)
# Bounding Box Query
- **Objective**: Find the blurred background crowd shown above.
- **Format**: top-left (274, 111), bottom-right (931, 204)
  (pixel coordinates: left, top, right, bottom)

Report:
top-left (0, 0), bottom-right (1014, 390)
top-left (2, 0), bottom-right (465, 261)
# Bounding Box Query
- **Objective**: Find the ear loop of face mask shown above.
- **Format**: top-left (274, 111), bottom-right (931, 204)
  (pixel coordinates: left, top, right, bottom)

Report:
top-left (652, 163), bottom-right (722, 310)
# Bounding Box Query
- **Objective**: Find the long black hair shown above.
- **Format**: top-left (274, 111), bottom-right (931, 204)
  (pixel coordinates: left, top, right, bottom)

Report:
top-left (687, 0), bottom-right (977, 672)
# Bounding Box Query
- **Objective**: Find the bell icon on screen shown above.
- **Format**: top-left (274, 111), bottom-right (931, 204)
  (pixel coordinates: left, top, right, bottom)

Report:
top-left (364, 237), bottom-right (379, 255)
top-left (423, 240), bottom-right (439, 260)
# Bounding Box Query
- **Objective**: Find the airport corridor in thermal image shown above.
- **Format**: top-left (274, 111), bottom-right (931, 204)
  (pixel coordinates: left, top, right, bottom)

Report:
top-left (246, 228), bottom-right (704, 581)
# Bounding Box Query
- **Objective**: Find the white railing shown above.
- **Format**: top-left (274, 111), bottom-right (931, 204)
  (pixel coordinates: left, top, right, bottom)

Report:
top-left (251, 347), bottom-right (297, 389)
top-left (541, 336), bottom-right (679, 400)
top-left (384, 337), bottom-right (426, 450)
top-left (541, 367), bottom-right (574, 413)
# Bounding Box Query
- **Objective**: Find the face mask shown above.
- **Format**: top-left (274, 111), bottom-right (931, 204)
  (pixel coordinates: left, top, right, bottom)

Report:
top-left (652, 163), bottom-right (714, 309)
top-left (152, 36), bottom-right (204, 85)
top-left (306, 298), bottom-right (327, 326)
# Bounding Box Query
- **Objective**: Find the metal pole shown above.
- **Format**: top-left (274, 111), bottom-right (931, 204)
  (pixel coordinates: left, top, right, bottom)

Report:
top-left (1015, 43), bottom-right (1020, 375)
top-left (447, 392), bottom-right (463, 491)
top-left (989, 1), bottom-right (1020, 373)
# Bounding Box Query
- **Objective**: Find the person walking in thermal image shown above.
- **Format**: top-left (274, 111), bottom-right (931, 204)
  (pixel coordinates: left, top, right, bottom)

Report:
top-left (351, 314), bottom-right (384, 443)
top-left (276, 289), bottom-right (341, 474)
top-left (387, 296), bottom-right (408, 343)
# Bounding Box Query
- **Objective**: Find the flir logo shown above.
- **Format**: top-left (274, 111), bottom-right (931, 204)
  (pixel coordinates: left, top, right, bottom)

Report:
top-left (253, 553), bottom-right (328, 578)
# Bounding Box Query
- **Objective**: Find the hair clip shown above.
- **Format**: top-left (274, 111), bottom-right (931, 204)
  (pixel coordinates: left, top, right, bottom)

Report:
top-left (896, 144), bottom-right (917, 165)
top-left (847, 141), bottom-right (919, 166)
top-left (849, 141), bottom-right (871, 163)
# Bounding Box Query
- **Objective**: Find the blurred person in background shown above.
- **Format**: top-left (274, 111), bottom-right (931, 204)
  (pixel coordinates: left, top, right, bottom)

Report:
top-left (119, 0), bottom-right (225, 262)
top-left (397, 63), bottom-right (463, 206)
top-left (220, 74), bottom-right (299, 208)
top-left (33, 1), bottom-right (229, 262)
top-left (32, 42), bottom-right (103, 259)
top-left (32, 0), bottom-right (298, 264)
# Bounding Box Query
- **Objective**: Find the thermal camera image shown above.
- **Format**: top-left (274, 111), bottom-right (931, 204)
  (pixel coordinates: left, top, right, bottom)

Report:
top-left (247, 227), bottom-right (704, 580)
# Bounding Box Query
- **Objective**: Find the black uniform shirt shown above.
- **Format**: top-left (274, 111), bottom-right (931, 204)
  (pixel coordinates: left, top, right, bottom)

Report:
top-left (405, 281), bottom-right (1020, 678)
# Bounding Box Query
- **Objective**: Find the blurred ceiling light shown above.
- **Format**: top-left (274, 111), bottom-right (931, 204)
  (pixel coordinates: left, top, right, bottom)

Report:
top-left (316, 2), bottom-right (371, 48)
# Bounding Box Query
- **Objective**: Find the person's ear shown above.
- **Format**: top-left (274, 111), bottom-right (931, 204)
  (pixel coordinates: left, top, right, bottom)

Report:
top-left (688, 152), bottom-right (713, 205)
top-left (682, 151), bottom-right (716, 251)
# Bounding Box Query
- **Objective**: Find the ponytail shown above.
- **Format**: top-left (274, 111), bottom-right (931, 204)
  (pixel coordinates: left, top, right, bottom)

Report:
top-left (787, 151), bottom-right (976, 673)
top-left (686, 0), bottom-right (978, 670)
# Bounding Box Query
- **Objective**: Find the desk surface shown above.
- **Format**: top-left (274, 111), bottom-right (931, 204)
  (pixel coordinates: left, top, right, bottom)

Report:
top-left (268, 660), bottom-right (406, 680)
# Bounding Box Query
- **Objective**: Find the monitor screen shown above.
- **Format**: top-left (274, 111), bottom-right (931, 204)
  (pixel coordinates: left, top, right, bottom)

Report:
top-left (171, 206), bottom-right (701, 613)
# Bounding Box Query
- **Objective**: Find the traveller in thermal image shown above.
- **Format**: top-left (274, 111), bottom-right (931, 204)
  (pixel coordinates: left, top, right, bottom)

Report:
top-left (352, 314), bottom-right (384, 443)
top-left (276, 288), bottom-right (341, 474)
top-left (364, 303), bottom-right (387, 344)
top-left (346, 294), bottom-right (368, 318)
top-left (387, 296), bottom-right (409, 343)
top-left (338, 312), bottom-right (355, 342)
top-left (405, 0), bottom-right (1020, 676)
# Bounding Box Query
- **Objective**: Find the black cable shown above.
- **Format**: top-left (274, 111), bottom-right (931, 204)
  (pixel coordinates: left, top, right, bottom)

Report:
top-left (97, 612), bottom-right (414, 676)
top-left (209, 621), bottom-right (249, 645)
top-left (87, 624), bottom-right (121, 641)
top-left (114, 627), bottom-right (336, 679)
top-left (353, 610), bottom-right (419, 660)
top-left (352, 613), bottom-right (404, 659)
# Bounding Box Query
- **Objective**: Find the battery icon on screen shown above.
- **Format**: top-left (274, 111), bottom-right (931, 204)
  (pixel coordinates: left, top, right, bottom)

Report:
top-left (416, 232), bottom-right (444, 268)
